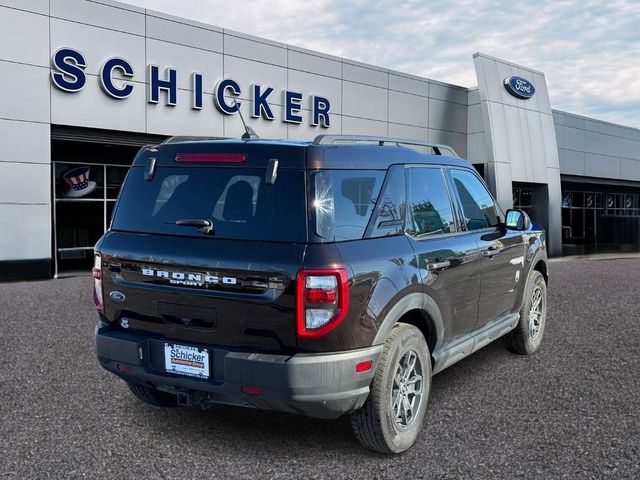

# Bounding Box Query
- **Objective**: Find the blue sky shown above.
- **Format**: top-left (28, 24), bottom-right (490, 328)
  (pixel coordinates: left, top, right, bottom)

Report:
top-left (126, 0), bottom-right (640, 128)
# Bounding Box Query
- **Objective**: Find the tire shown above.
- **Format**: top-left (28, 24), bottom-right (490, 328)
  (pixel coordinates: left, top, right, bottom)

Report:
top-left (127, 382), bottom-right (180, 407)
top-left (505, 270), bottom-right (547, 355)
top-left (350, 323), bottom-right (431, 454)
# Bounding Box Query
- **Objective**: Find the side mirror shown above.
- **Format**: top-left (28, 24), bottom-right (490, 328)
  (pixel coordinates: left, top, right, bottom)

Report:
top-left (504, 209), bottom-right (530, 231)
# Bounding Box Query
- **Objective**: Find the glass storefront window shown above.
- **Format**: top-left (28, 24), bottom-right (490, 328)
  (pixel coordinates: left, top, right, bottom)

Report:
top-left (106, 166), bottom-right (128, 200)
top-left (512, 186), bottom-right (533, 217)
top-left (51, 139), bottom-right (163, 276)
top-left (584, 193), bottom-right (594, 208)
top-left (624, 195), bottom-right (633, 215)
top-left (55, 163), bottom-right (104, 200)
top-left (107, 201), bottom-right (116, 228)
top-left (572, 192), bottom-right (584, 208)
top-left (55, 202), bottom-right (105, 248)
top-left (53, 161), bottom-right (129, 275)
top-left (561, 187), bottom-right (640, 255)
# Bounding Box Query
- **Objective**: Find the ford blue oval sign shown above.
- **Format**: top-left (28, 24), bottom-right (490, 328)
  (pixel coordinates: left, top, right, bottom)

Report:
top-left (504, 76), bottom-right (535, 99)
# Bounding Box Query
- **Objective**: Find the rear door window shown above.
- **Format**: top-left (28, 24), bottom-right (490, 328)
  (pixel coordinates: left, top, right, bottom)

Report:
top-left (112, 167), bottom-right (306, 242)
top-left (407, 167), bottom-right (457, 235)
top-left (450, 169), bottom-right (501, 230)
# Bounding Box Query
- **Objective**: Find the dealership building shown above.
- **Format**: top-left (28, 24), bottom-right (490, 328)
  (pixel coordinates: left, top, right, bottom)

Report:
top-left (1, 0), bottom-right (639, 280)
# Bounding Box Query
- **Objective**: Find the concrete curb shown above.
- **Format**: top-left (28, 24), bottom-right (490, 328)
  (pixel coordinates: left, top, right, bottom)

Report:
top-left (550, 252), bottom-right (640, 262)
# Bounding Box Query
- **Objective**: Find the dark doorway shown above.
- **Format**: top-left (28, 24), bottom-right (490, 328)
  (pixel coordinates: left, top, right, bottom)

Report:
top-left (51, 127), bottom-right (166, 277)
top-left (561, 179), bottom-right (640, 255)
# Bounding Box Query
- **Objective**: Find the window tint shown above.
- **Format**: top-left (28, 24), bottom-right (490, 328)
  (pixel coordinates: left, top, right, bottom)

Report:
top-left (313, 170), bottom-right (385, 241)
top-left (112, 167), bottom-right (306, 242)
top-left (450, 169), bottom-right (500, 230)
top-left (408, 168), bottom-right (456, 235)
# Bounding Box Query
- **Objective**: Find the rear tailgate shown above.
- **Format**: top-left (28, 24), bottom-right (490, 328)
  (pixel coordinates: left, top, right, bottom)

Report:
top-left (97, 142), bottom-right (309, 354)
top-left (99, 231), bottom-right (304, 354)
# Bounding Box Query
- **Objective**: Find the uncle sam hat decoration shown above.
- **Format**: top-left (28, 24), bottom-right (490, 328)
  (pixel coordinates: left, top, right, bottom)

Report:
top-left (63, 166), bottom-right (97, 198)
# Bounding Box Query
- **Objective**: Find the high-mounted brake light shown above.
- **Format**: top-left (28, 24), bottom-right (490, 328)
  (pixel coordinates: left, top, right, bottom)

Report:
top-left (175, 153), bottom-right (247, 163)
top-left (296, 268), bottom-right (349, 339)
top-left (92, 254), bottom-right (104, 311)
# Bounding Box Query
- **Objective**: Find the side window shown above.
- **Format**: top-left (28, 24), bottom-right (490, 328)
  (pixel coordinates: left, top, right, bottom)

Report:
top-left (313, 170), bottom-right (385, 241)
top-left (407, 168), bottom-right (456, 235)
top-left (450, 169), bottom-right (500, 230)
top-left (367, 166), bottom-right (406, 238)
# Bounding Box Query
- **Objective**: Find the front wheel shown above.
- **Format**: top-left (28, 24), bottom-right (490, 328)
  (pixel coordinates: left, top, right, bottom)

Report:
top-left (505, 270), bottom-right (547, 355)
top-left (350, 323), bottom-right (431, 453)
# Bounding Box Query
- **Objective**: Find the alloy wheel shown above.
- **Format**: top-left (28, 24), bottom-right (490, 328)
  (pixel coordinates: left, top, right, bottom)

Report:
top-left (390, 350), bottom-right (423, 431)
top-left (528, 285), bottom-right (544, 339)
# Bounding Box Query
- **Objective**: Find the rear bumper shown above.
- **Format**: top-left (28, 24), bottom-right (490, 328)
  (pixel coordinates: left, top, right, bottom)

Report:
top-left (95, 323), bottom-right (381, 419)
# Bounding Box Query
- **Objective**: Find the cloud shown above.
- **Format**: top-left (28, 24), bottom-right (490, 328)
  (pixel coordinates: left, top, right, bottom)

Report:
top-left (126, 0), bottom-right (640, 128)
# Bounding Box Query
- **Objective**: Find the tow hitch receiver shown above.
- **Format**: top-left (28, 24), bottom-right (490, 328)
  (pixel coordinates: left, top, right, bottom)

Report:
top-left (173, 389), bottom-right (214, 409)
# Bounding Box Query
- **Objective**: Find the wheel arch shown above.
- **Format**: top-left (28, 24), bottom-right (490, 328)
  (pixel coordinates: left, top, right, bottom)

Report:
top-left (372, 292), bottom-right (444, 362)
top-left (395, 309), bottom-right (438, 364)
top-left (533, 258), bottom-right (548, 284)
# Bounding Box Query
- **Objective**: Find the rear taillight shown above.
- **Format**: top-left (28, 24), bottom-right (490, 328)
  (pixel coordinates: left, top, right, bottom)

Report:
top-left (296, 269), bottom-right (349, 339)
top-left (92, 254), bottom-right (103, 311)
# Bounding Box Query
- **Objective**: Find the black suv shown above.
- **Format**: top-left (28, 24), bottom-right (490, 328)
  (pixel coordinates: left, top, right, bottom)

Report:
top-left (94, 134), bottom-right (548, 453)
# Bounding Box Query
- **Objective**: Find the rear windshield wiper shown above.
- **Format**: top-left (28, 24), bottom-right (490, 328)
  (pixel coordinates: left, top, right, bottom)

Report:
top-left (174, 218), bottom-right (215, 235)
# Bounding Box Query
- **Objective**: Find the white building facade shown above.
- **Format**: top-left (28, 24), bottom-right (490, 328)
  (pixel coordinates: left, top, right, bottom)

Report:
top-left (1, 0), bottom-right (639, 280)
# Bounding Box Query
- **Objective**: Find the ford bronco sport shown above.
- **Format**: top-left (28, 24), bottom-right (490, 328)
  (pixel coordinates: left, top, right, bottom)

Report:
top-left (94, 134), bottom-right (548, 453)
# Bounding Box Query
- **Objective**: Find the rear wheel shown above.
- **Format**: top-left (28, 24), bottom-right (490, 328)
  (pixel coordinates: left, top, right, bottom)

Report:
top-left (505, 270), bottom-right (547, 355)
top-left (350, 323), bottom-right (431, 453)
top-left (127, 382), bottom-right (180, 407)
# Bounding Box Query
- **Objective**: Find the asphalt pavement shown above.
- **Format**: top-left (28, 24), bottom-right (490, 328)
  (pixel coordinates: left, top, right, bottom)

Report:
top-left (1, 259), bottom-right (638, 479)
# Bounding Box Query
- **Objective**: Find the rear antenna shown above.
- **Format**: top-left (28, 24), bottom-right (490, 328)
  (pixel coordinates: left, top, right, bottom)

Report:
top-left (232, 98), bottom-right (259, 140)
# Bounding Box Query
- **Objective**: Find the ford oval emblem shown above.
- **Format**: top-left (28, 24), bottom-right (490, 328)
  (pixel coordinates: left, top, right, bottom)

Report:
top-left (110, 291), bottom-right (126, 303)
top-left (504, 76), bottom-right (535, 99)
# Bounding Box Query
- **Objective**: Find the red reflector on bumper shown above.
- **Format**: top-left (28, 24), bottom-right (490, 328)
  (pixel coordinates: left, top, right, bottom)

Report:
top-left (355, 360), bottom-right (373, 373)
top-left (117, 363), bottom-right (132, 374)
top-left (241, 385), bottom-right (262, 396)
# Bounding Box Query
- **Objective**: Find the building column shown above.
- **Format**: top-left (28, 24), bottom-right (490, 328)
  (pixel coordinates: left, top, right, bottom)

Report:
top-left (486, 161), bottom-right (514, 214)
top-left (0, 7), bottom-right (52, 280)
top-left (545, 169), bottom-right (563, 256)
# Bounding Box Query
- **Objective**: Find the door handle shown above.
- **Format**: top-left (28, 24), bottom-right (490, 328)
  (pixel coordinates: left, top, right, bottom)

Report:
top-left (482, 247), bottom-right (502, 258)
top-left (428, 260), bottom-right (451, 271)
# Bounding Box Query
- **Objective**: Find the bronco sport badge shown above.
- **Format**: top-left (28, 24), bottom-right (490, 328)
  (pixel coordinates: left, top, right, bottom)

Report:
top-left (141, 268), bottom-right (238, 287)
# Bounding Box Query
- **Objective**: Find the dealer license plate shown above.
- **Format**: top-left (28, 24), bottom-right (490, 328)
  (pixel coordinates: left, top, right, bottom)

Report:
top-left (164, 343), bottom-right (210, 379)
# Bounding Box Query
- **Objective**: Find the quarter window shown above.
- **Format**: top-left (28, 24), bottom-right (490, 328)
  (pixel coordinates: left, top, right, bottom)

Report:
top-left (313, 170), bottom-right (385, 241)
top-left (450, 169), bottom-right (500, 230)
top-left (367, 166), bottom-right (406, 238)
top-left (407, 168), bottom-right (456, 235)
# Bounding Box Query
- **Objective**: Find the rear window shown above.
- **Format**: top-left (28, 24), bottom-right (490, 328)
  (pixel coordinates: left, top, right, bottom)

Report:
top-left (112, 167), bottom-right (306, 242)
top-left (312, 170), bottom-right (385, 241)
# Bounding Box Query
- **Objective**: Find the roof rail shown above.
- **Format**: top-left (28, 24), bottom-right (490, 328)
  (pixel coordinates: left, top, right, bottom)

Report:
top-left (313, 134), bottom-right (458, 157)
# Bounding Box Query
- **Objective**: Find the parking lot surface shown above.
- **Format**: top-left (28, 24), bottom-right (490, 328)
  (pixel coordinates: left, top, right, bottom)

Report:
top-left (1, 259), bottom-right (639, 479)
